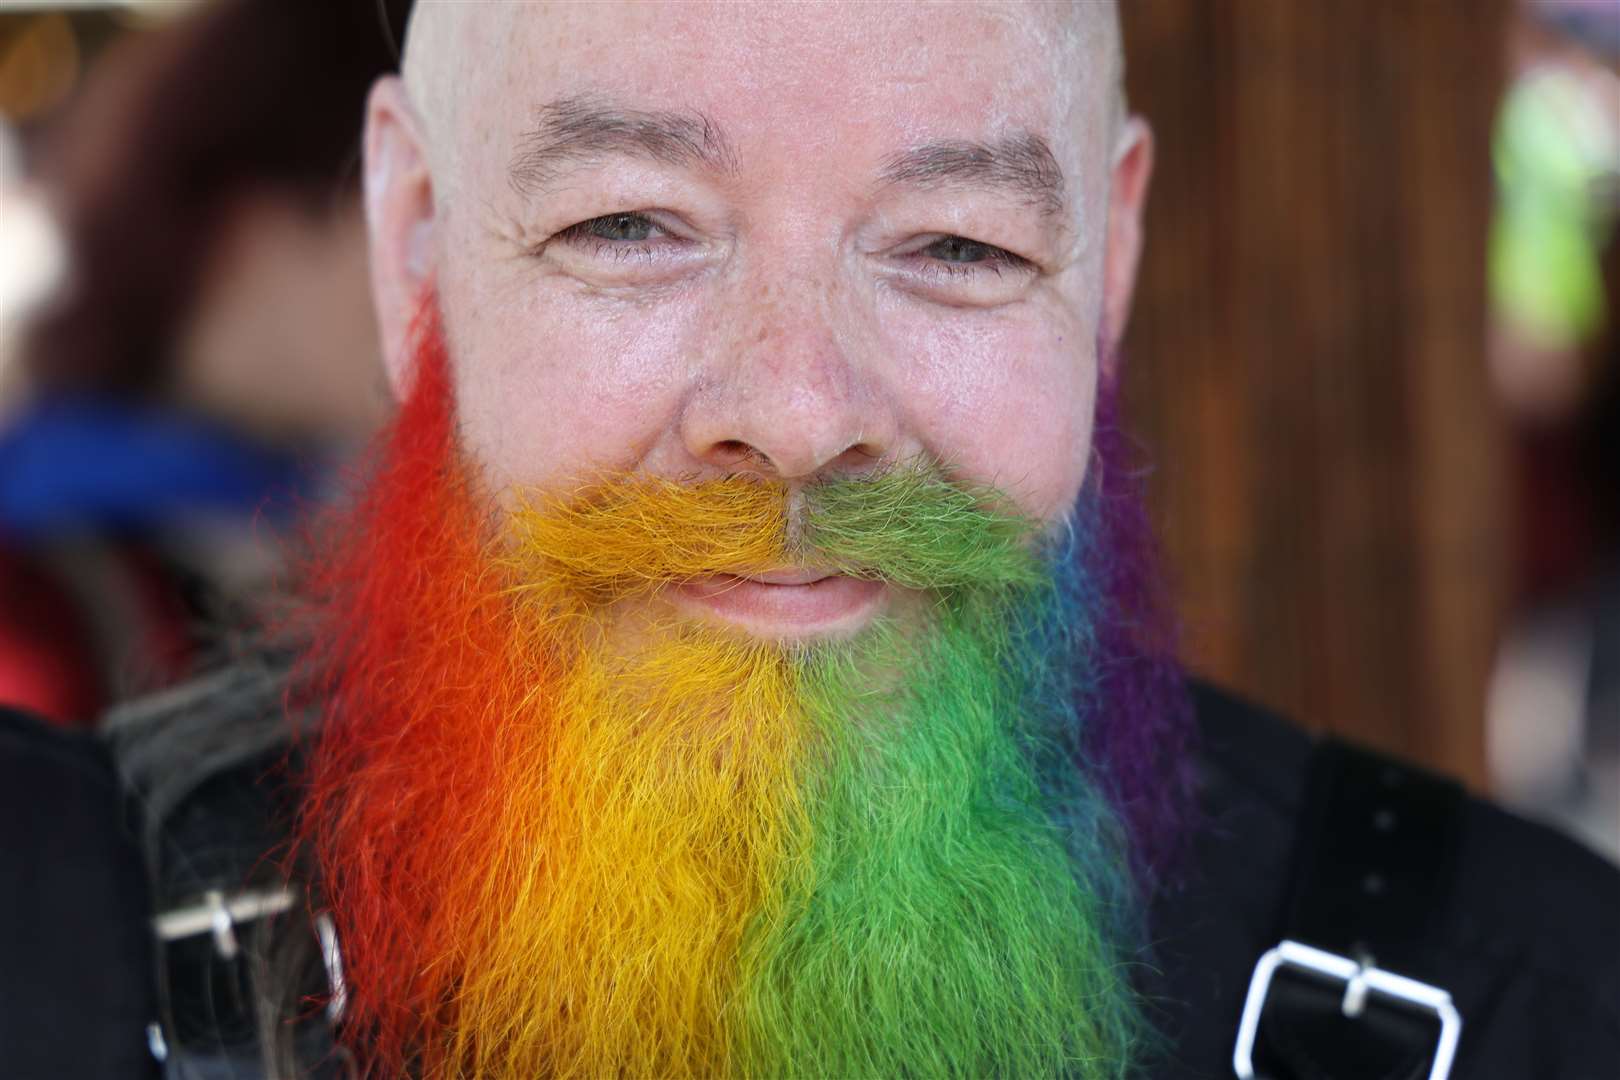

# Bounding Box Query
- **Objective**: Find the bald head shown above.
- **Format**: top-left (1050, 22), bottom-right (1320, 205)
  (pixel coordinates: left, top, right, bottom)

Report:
top-left (402, 2), bottom-right (1124, 83)
top-left (1070, 0), bottom-right (1128, 126)
top-left (400, 0), bottom-right (1127, 185)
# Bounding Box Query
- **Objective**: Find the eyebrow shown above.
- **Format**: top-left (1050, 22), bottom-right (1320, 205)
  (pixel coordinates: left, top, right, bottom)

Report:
top-left (509, 97), bottom-right (1067, 222)
top-left (878, 133), bottom-right (1068, 218)
top-left (509, 95), bottom-right (738, 195)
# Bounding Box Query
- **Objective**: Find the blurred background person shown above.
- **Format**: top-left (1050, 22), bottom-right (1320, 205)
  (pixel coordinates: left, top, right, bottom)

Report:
top-left (1486, 0), bottom-right (1620, 863)
top-left (0, 0), bottom-right (394, 727)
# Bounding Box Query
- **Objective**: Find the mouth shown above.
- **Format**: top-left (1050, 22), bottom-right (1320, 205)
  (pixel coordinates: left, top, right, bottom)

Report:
top-left (668, 569), bottom-right (886, 639)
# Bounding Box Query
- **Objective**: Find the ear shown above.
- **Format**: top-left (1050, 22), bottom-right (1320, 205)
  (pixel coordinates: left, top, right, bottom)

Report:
top-left (363, 75), bottom-right (436, 400)
top-left (1099, 116), bottom-right (1154, 375)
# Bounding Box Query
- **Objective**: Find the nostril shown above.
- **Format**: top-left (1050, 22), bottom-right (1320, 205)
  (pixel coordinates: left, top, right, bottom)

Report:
top-left (847, 442), bottom-right (883, 463)
top-left (711, 440), bottom-right (774, 472)
top-left (824, 442), bottom-right (884, 475)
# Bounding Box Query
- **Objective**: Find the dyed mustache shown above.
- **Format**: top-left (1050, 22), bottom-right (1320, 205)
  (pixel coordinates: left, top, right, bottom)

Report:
top-left (506, 464), bottom-right (1044, 596)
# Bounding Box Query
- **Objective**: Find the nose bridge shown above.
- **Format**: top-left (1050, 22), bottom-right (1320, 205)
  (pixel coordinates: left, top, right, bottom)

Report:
top-left (683, 248), bottom-right (893, 480)
top-left (745, 273), bottom-right (851, 414)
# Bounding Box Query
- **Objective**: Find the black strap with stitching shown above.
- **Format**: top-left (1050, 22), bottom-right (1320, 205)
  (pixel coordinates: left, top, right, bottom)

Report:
top-left (1251, 736), bottom-right (1467, 1080)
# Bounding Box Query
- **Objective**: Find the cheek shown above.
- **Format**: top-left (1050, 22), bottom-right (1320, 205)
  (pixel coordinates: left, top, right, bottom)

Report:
top-left (884, 302), bottom-right (1096, 522)
top-left (437, 240), bottom-right (701, 492)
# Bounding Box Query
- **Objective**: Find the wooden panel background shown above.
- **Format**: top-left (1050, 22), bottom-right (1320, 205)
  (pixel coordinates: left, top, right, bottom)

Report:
top-left (1119, 1), bottom-right (1512, 787)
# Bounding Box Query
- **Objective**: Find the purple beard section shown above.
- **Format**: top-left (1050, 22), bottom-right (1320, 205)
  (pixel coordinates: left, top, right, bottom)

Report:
top-left (1086, 375), bottom-right (1198, 884)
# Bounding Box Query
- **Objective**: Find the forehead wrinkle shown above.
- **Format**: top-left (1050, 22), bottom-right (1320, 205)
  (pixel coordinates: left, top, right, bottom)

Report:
top-left (877, 132), bottom-right (1069, 220)
top-left (508, 93), bottom-right (740, 197)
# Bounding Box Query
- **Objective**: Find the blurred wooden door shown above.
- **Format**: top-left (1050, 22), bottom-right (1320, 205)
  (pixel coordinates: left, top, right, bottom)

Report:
top-left (1120, 0), bottom-right (1511, 786)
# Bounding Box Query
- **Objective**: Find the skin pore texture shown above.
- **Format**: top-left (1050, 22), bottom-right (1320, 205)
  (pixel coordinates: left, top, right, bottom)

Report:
top-left (307, 1), bottom-right (1176, 1076)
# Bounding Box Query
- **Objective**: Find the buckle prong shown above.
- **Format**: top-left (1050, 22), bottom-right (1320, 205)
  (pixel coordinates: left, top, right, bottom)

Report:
top-left (1340, 947), bottom-right (1378, 1018)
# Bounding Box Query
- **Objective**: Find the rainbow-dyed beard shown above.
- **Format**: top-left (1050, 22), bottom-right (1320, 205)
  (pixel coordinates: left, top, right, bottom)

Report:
top-left (296, 314), bottom-right (1147, 1078)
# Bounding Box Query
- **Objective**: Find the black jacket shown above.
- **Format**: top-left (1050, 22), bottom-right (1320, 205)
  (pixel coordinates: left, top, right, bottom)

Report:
top-left (2, 684), bottom-right (1616, 1078)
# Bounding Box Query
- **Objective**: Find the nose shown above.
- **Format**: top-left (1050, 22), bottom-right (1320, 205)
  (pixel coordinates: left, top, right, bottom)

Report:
top-left (679, 277), bottom-right (897, 481)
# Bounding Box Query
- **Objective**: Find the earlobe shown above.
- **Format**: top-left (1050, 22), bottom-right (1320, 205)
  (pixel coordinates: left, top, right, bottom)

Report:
top-left (1100, 117), bottom-right (1155, 375)
top-left (363, 75), bottom-right (436, 400)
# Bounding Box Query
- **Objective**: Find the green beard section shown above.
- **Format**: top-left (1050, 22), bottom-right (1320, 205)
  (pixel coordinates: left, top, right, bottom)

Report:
top-left (729, 578), bottom-right (1147, 1079)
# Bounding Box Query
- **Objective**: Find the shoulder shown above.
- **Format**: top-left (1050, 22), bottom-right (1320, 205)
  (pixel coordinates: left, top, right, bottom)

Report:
top-left (0, 705), bottom-right (138, 875)
top-left (1, 657), bottom-right (304, 1077)
top-left (1445, 778), bottom-right (1620, 1067)
top-left (0, 704), bottom-right (133, 859)
top-left (0, 706), bottom-right (159, 1078)
top-left (0, 700), bottom-right (116, 784)
top-left (1154, 682), bottom-right (1620, 1076)
top-left (1190, 681), bottom-right (1620, 986)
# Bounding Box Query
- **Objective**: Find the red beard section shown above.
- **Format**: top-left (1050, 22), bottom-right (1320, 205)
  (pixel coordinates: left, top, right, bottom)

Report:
top-left (293, 302), bottom-right (541, 1074)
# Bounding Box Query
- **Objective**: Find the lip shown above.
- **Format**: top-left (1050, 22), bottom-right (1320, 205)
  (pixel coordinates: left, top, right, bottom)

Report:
top-left (669, 571), bottom-right (885, 639)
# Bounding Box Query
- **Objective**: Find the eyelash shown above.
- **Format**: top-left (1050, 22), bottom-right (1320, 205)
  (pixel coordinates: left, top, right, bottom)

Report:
top-left (911, 239), bottom-right (1032, 280)
top-left (550, 212), bottom-right (1033, 277)
top-left (548, 215), bottom-right (674, 263)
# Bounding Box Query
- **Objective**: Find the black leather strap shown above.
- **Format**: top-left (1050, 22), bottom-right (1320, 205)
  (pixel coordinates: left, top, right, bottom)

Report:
top-left (1253, 737), bottom-right (1465, 1080)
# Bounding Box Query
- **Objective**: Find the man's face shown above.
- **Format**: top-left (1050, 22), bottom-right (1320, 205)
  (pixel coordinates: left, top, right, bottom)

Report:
top-left (318, 8), bottom-right (1161, 1071)
top-left (366, 0), bottom-right (1149, 642)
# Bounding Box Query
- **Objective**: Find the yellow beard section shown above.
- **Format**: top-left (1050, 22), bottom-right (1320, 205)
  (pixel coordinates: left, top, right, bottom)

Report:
top-left (433, 602), bottom-right (809, 1078)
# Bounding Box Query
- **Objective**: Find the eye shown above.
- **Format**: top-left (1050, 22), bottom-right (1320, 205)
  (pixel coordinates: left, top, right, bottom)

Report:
top-left (922, 236), bottom-right (1010, 265)
top-left (895, 234), bottom-right (1038, 309)
top-left (545, 212), bottom-right (685, 264)
top-left (912, 235), bottom-right (1033, 277)
top-left (536, 209), bottom-right (711, 286)
top-left (561, 212), bottom-right (661, 245)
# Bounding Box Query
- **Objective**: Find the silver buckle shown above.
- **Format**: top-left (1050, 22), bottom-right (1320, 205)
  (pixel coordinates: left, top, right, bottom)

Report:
top-left (147, 886), bottom-right (345, 1064)
top-left (1232, 939), bottom-right (1463, 1080)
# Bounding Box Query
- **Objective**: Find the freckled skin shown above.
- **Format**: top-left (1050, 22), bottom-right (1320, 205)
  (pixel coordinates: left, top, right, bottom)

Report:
top-left (367, 0), bottom-right (1146, 548)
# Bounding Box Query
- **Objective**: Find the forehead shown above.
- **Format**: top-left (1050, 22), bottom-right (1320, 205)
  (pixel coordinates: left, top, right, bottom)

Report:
top-left (426, 1), bottom-right (1109, 192)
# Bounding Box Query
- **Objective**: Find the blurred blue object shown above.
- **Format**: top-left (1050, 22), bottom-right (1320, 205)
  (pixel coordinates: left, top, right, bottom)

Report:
top-left (0, 396), bottom-right (315, 540)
